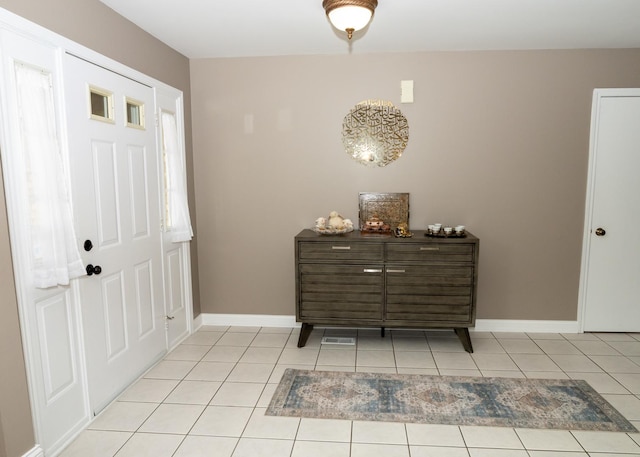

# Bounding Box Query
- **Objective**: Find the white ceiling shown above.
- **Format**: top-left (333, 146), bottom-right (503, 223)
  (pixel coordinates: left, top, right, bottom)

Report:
top-left (99, 0), bottom-right (640, 59)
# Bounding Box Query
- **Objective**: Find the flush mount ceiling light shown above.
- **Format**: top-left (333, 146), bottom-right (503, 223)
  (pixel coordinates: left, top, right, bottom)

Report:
top-left (322, 0), bottom-right (378, 40)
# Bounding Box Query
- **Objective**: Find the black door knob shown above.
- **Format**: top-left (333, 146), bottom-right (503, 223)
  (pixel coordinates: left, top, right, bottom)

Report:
top-left (86, 264), bottom-right (102, 276)
top-left (595, 228), bottom-right (606, 237)
top-left (83, 240), bottom-right (93, 251)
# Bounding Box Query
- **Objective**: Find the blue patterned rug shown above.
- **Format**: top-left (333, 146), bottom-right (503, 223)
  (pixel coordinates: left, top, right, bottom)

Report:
top-left (266, 369), bottom-right (637, 432)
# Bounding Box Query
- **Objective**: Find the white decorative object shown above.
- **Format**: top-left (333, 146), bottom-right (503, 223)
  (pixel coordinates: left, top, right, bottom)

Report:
top-left (328, 211), bottom-right (345, 229)
top-left (313, 211), bottom-right (354, 235)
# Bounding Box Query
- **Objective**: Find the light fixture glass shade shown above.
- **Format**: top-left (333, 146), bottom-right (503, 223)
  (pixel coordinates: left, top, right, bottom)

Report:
top-left (327, 6), bottom-right (373, 33)
top-left (323, 0), bottom-right (377, 39)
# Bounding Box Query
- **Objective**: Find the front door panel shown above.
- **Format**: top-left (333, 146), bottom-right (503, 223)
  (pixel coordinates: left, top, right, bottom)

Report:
top-left (64, 54), bottom-right (166, 414)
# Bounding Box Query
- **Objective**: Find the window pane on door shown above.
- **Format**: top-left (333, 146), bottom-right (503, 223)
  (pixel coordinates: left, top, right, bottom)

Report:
top-left (126, 98), bottom-right (144, 129)
top-left (89, 87), bottom-right (114, 123)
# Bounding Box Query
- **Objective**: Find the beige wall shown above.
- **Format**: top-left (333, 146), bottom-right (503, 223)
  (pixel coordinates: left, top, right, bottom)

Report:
top-left (0, 2), bottom-right (194, 456)
top-left (191, 49), bottom-right (640, 321)
top-left (0, 162), bottom-right (33, 457)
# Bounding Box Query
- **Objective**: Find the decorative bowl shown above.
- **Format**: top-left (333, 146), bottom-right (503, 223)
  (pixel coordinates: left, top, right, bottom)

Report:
top-left (312, 226), bottom-right (354, 235)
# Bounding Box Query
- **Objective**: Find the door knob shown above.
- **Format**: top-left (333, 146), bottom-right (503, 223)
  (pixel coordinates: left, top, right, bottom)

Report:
top-left (595, 228), bottom-right (606, 237)
top-left (86, 264), bottom-right (102, 276)
top-left (83, 239), bottom-right (93, 251)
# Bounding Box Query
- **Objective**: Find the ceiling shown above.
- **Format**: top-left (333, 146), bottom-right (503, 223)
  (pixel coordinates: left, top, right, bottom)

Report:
top-left (99, 0), bottom-right (640, 59)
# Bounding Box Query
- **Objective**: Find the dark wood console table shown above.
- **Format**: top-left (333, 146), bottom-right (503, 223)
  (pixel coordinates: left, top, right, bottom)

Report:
top-left (295, 229), bottom-right (479, 352)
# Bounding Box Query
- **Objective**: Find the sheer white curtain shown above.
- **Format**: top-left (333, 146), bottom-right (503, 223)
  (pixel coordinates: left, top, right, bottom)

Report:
top-left (15, 63), bottom-right (84, 288)
top-left (161, 111), bottom-right (193, 242)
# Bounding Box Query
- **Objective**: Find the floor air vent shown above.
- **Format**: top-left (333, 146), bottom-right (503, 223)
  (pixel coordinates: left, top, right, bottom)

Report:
top-left (321, 336), bottom-right (356, 345)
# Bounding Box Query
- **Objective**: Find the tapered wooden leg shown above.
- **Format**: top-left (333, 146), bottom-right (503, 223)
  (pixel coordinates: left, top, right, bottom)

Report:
top-left (297, 323), bottom-right (314, 348)
top-left (454, 328), bottom-right (473, 353)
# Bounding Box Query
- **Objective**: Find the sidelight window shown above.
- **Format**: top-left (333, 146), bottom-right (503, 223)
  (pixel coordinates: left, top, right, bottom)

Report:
top-left (160, 110), bottom-right (193, 242)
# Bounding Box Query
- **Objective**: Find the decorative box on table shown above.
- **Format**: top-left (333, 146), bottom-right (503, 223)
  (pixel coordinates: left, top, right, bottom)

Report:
top-left (358, 192), bottom-right (409, 233)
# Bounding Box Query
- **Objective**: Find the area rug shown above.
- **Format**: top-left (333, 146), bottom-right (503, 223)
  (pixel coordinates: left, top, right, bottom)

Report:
top-left (266, 369), bottom-right (637, 432)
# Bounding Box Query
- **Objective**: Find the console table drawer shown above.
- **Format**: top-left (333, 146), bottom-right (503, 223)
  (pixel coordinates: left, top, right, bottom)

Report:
top-left (386, 243), bottom-right (474, 263)
top-left (299, 242), bottom-right (383, 261)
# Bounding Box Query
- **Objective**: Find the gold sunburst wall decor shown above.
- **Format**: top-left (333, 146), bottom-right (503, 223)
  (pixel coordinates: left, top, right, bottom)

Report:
top-left (342, 99), bottom-right (409, 167)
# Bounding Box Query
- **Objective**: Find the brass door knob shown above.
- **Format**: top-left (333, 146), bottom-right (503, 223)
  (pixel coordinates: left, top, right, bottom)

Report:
top-left (595, 228), bottom-right (606, 236)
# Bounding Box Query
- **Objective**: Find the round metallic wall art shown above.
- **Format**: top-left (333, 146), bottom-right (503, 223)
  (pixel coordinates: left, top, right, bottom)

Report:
top-left (341, 99), bottom-right (409, 167)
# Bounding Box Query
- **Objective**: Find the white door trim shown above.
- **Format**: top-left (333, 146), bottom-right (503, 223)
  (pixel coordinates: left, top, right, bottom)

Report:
top-left (577, 88), bottom-right (640, 332)
top-left (21, 445), bottom-right (44, 457)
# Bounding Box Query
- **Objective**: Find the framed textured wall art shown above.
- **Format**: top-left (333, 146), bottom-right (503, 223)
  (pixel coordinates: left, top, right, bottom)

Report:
top-left (358, 192), bottom-right (409, 230)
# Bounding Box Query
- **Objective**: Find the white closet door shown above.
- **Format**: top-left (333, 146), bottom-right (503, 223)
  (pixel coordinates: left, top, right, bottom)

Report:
top-left (582, 89), bottom-right (640, 331)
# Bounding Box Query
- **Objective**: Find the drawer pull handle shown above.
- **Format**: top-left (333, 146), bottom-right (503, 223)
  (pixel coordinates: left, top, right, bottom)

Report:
top-left (363, 268), bottom-right (382, 273)
top-left (420, 247), bottom-right (440, 251)
top-left (387, 269), bottom-right (405, 273)
top-left (332, 246), bottom-right (351, 250)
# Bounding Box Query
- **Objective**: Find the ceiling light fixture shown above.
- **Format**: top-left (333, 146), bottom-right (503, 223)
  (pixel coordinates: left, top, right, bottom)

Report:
top-left (322, 0), bottom-right (378, 40)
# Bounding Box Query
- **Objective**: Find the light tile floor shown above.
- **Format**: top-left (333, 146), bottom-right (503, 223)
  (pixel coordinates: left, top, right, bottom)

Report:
top-left (59, 327), bottom-right (640, 457)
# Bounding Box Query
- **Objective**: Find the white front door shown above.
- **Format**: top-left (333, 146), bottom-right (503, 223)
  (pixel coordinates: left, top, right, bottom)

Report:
top-left (64, 54), bottom-right (167, 413)
top-left (581, 89), bottom-right (640, 331)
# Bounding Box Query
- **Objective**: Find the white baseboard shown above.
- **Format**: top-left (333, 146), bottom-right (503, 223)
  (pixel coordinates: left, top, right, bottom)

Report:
top-left (473, 319), bottom-right (580, 334)
top-left (199, 313), bottom-right (301, 328)
top-left (193, 312), bottom-right (203, 329)
top-left (197, 314), bottom-right (580, 334)
top-left (22, 445), bottom-right (44, 457)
